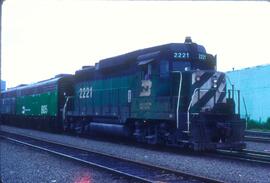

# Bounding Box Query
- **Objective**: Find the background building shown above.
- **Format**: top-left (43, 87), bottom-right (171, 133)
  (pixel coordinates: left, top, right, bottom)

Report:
top-left (1, 80), bottom-right (5, 91)
top-left (227, 65), bottom-right (270, 123)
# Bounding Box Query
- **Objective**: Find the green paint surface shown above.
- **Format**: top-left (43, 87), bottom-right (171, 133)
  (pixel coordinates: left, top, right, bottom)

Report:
top-left (16, 91), bottom-right (58, 116)
top-left (74, 71), bottom-right (179, 121)
top-left (75, 75), bottom-right (135, 115)
top-left (131, 73), bottom-right (176, 120)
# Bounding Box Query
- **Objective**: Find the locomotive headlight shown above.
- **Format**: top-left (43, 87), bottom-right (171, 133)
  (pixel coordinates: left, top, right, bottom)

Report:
top-left (212, 77), bottom-right (217, 88)
top-left (212, 76), bottom-right (218, 88)
top-left (196, 76), bottom-right (200, 81)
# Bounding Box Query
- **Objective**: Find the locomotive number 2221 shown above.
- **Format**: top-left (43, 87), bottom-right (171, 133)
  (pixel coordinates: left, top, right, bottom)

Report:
top-left (79, 87), bottom-right (93, 99)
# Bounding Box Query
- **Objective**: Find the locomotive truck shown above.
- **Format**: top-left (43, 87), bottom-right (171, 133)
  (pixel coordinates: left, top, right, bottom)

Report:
top-left (0, 37), bottom-right (246, 151)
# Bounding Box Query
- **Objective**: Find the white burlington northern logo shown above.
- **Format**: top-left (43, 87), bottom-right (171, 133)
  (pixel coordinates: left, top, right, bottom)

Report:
top-left (140, 80), bottom-right (152, 97)
top-left (22, 106), bottom-right (30, 114)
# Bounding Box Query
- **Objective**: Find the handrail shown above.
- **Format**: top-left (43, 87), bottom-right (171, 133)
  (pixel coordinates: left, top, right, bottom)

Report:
top-left (186, 88), bottom-right (199, 133)
top-left (242, 96), bottom-right (248, 129)
top-left (172, 71), bottom-right (182, 129)
top-left (227, 88), bottom-right (241, 116)
top-left (62, 96), bottom-right (74, 121)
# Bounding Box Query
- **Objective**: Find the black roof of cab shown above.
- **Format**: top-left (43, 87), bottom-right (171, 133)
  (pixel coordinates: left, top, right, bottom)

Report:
top-left (98, 43), bottom-right (206, 70)
top-left (75, 42), bottom-right (207, 80)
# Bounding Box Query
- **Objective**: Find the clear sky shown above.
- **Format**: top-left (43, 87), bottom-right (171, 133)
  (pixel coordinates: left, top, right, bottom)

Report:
top-left (2, 0), bottom-right (270, 88)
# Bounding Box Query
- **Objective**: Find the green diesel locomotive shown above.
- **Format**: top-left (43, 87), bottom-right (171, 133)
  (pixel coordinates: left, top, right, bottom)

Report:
top-left (0, 38), bottom-right (246, 151)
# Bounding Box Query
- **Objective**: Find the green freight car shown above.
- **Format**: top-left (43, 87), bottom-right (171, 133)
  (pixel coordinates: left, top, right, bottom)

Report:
top-left (0, 75), bottom-right (73, 129)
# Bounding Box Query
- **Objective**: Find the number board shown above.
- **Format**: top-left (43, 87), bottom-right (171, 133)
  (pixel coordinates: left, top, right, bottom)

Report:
top-left (173, 52), bottom-right (190, 59)
top-left (173, 52), bottom-right (207, 60)
top-left (198, 53), bottom-right (206, 60)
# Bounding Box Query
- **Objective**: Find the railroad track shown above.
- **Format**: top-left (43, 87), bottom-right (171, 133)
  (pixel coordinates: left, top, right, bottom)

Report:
top-left (0, 131), bottom-right (222, 183)
top-left (244, 136), bottom-right (270, 143)
top-left (215, 149), bottom-right (270, 165)
top-left (245, 130), bottom-right (270, 143)
top-left (245, 130), bottom-right (270, 138)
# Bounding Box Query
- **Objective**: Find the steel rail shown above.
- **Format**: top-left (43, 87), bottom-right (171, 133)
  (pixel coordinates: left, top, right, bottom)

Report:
top-left (245, 136), bottom-right (270, 143)
top-left (215, 149), bottom-right (270, 165)
top-left (0, 130), bottom-right (223, 183)
top-left (245, 130), bottom-right (270, 138)
top-left (242, 149), bottom-right (270, 156)
top-left (244, 130), bottom-right (270, 143)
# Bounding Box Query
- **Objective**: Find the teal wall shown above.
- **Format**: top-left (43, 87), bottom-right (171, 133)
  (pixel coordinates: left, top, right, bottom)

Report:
top-left (227, 65), bottom-right (270, 123)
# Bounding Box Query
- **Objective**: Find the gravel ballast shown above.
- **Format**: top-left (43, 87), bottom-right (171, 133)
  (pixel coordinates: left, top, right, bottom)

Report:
top-left (0, 138), bottom-right (129, 183)
top-left (1, 125), bottom-right (270, 183)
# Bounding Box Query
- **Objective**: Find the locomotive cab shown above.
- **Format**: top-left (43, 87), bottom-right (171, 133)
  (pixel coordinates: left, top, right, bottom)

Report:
top-left (163, 39), bottom-right (246, 150)
top-left (134, 37), bottom-right (246, 151)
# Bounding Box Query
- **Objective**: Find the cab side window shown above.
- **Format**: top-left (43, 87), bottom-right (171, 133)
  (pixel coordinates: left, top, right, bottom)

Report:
top-left (141, 64), bottom-right (152, 80)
